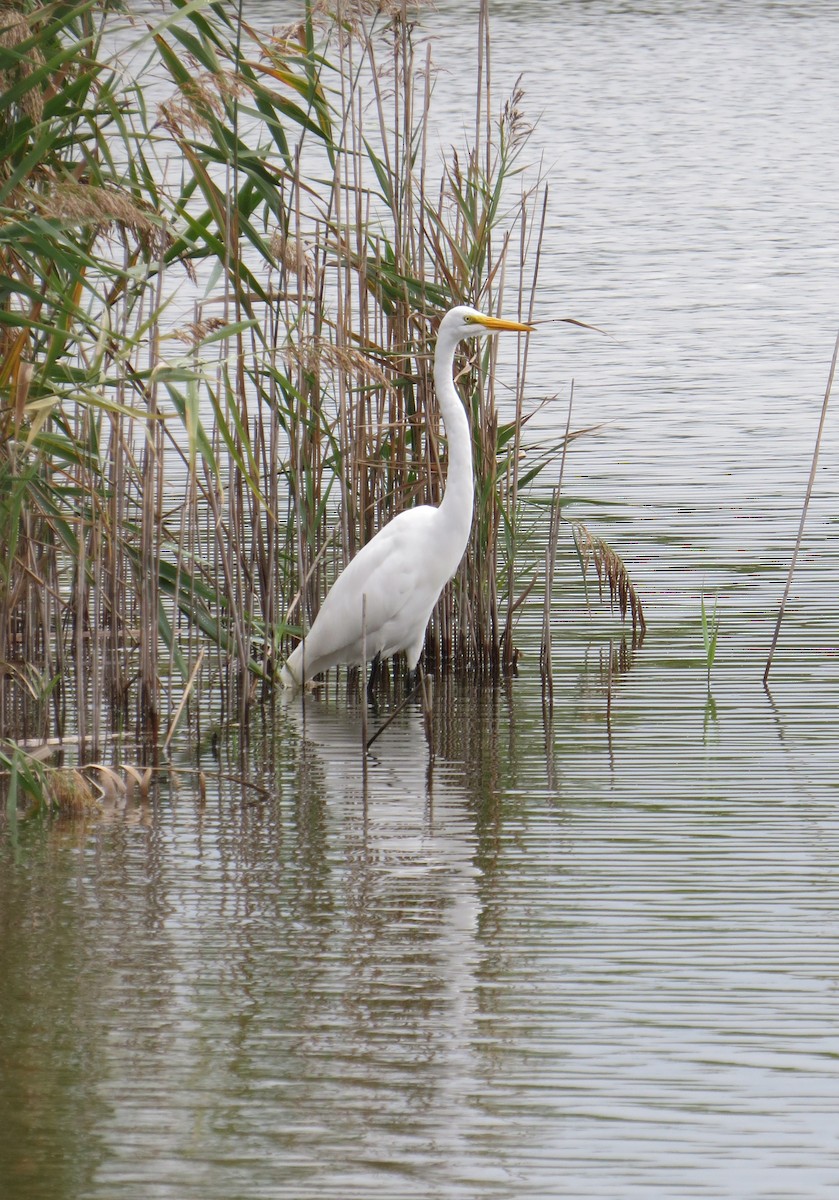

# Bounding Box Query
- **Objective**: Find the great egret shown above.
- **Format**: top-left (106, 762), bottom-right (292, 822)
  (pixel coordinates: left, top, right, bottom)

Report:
top-left (280, 304), bottom-right (534, 690)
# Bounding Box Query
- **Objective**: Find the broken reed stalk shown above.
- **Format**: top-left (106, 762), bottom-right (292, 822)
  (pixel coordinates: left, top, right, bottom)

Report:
top-left (366, 675), bottom-right (424, 751)
top-left (764, 327), bottom-right (839, 685)
top-left (163, 647), bottom-right (205, 752)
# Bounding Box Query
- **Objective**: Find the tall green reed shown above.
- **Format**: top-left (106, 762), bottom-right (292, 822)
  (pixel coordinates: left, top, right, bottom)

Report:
top-left (0, 0), bottom-right (559, 759)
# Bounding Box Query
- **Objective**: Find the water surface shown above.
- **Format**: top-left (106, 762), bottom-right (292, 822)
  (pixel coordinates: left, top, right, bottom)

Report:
top-left (4, 3), bottom-right (839, 1198)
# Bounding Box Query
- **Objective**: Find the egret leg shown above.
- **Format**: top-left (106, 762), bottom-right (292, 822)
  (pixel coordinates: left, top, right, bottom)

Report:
top-left (366, 652), bottom-right (382, 703)
top-left (417, 661), bottom-right (432, 718)
top-left (418, 661), bottom-right (434, 753)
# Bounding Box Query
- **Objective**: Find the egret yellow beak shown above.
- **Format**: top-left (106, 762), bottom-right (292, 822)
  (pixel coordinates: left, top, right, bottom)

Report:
top-left (474, 313), bottom-right (535, 333)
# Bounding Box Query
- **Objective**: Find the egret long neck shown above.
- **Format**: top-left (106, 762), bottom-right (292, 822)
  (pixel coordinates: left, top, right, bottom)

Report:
top-left (434, 330), bottom-right (474, 549)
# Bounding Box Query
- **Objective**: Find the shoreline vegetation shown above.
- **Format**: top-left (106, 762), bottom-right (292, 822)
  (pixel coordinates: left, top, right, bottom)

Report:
top-left (0, 0), bottom-right (642, 803)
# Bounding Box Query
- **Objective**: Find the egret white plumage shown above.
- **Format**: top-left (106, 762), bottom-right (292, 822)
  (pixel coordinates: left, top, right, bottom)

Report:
top-left (280, 304), bottom-right (534, 690)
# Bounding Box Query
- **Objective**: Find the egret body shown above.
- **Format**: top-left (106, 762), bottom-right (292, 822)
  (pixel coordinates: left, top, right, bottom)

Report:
top-left (280, 305), bottom-right (533, 689)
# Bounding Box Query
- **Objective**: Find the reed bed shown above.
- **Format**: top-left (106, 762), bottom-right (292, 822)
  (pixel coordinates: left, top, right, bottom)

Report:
top-left (0, 0), bottom-right (588, 783)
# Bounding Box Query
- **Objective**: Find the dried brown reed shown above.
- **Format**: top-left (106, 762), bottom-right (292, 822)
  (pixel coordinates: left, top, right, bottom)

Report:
top-left (572, 522), bottom-right (647, 640)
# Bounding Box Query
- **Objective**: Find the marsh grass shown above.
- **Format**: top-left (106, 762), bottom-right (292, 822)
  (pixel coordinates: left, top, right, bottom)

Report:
top-left (0, 0), bottom-right (636, 773)
top-left (701, 590), bottom-right (720, 689)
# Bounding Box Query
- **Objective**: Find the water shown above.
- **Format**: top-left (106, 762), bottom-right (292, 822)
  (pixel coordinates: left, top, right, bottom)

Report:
top-left (4, 2), bottom-right (839, 1197)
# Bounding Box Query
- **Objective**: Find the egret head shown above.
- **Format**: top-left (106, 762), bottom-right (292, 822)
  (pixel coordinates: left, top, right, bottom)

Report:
top-left (441, 304), bottom-right (535, 342)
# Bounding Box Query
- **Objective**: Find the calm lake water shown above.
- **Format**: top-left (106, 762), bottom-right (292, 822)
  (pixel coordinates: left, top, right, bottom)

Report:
top-left (4, 2), bottom-right (839, 1197)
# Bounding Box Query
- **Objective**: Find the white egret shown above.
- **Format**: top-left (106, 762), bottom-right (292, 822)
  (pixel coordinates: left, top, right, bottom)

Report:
top-left (280, 304), bottom-right (534, 690)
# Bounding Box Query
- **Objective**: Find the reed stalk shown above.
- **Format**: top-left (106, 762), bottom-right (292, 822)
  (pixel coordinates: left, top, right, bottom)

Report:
top-left (764, 327), bottom-right (839, 685)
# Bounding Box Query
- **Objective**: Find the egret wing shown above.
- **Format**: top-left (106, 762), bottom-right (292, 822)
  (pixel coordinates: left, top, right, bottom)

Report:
top-left (303, 507), bottom-right (438, 669)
